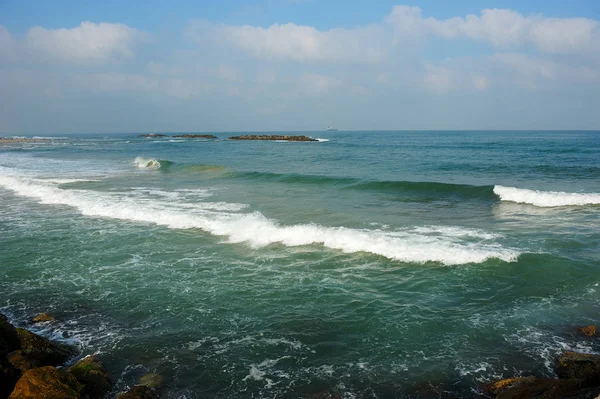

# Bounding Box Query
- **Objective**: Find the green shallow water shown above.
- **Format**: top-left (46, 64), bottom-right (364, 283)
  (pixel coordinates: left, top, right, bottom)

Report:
top-left (1, 131), bottom-right (600, 398)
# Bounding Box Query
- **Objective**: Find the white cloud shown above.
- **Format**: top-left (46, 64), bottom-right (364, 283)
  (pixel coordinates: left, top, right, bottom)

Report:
top-left (491, 53), bottom-right (599, 82)
top-left (472, 76), bottom-right (490, 90)
top-left (413, 8), bottom-right (599, 54)
top-left (25, 22), bottom-right (147, 64)
top-left (188, 21), bottom-right (387, 63)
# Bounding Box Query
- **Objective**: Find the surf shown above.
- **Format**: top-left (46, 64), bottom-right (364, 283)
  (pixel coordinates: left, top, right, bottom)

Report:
top-left (0, 173), bottom-right (519, 265)
top-left (494, 185), bottom-right (600, 207)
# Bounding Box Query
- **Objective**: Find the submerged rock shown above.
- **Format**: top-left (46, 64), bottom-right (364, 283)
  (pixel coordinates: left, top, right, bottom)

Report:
top-left (15, 328), bottom-right (76, 366)
top-left (31, 313), bottom-right (55, 323)
top-left (578, 325), bottom-right (598, 337)
top-left (228, 134), bottom-right (317, 142)
top-left (117, 385), bottom-right (159, 399)
top-left (138, 373), bottom-right (164, 389)
top-left (69, 355), bottom-right (111, 399)
top-left (556, 352), bottom-right (600, 384)
top-left (172, 134), bottom-right (217, 139)
top-left (9, 366), bottom-right (82, 399)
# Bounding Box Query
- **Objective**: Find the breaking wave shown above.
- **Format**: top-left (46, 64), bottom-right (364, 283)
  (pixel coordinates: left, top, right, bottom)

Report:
top-left (0, 173), bottom-right (520, 265)
top-left (494, 185), bottom-right (600, 207)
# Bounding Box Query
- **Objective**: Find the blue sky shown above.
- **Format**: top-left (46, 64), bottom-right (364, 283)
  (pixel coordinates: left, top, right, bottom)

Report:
top-left (1, 1), bottom-right (599, 133)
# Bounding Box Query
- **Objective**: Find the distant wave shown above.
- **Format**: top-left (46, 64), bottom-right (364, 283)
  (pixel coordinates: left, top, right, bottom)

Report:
top-left (494, 185), bottom-right (600, 207)
top-left (0, 173), bottom-right (519, 265)
top-left (231, 170), bottom-right (496, 198)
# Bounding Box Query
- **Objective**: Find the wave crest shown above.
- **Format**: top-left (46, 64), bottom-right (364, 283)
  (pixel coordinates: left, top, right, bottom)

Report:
top-left (134, 157), bottom-right (161, 169)
top-left (494, 185), bottom-right (600, 207)
top-left (0, 173), bottom-right (520, 265)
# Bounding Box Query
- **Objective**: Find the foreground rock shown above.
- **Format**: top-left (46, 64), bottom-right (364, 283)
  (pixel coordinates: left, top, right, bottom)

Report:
top-left (9, 366), bottom-right (82, 399)
top-left (493, 377), bottom-right (584, 399)
top-left (556, 352), bottom-right (600, 384)
top-left (0, 314), bottom-right (20, 356)
top-left (228, 134), bottom-right (317, 142)
top-left (172, 134), bottom-right (217, 139)
top-left (69, 355), bottom-right (111, 399)
top-left (15, 328), bottom-right (75, 367)
top-left (138, 134), bottom-right (167, 138)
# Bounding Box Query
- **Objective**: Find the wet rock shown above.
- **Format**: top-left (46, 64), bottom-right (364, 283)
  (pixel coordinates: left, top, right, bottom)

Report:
top-left (9, 366), bottom-right (83, 399)
top-left (483, 376), bottom-right (537, 395)
top-left (494, 377), bottom-right (583, 399)
top-left (32, 313), bottom-right (55, 323)
top-left (117, 385), bottom-right (159, 399)
top-left (0, 314), bottom-right (20, 355)
top-left (556, 352), bottom-right (600, 384)
top-left (68, 355), bottom-right (111, 399)
top-left (139, 373), bottom-right (164, 389)
top-left (578, 325), bottom-right (598, 337)
top-left (228, 134), bottom-right (318, 142)
top-left (15, 328), bottom-right (76, 366)
top-left (172, 134), bottom-right (217, 139)
top-left (7, 350), bottom-right (43, 373)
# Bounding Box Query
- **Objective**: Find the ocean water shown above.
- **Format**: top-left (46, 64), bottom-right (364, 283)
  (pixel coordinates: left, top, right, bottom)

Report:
top-left (1, 131), bottom-right (600, 398)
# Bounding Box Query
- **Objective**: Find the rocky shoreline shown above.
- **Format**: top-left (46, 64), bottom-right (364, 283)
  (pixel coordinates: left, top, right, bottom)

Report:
top-left (228, 134), bottom-right (317, 142)
top-left (0, 313), bottom-right (161, 399)
top-left (3, 311), bottom-right (600, 398)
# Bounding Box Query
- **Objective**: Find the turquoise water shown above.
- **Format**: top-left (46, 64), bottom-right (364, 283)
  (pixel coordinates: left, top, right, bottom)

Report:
top-left (1, 131), bottom-right (600, 398)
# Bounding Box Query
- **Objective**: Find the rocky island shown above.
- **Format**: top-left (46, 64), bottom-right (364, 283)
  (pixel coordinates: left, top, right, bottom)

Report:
top-left (172, 134), bottom-right (217, 139)
top-left (228, 134), bottom-right (317, 142)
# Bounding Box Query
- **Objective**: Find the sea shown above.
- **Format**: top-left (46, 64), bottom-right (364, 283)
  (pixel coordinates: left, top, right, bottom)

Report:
top-left (1, 130), bottom-right (600, 398)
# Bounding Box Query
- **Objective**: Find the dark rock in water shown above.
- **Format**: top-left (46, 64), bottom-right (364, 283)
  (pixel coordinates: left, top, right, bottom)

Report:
top-left (117, 385), bottom-right (159, 399)
top-left (0, 314), bottom-right (20, 355)
top-left (172, 134), bottom-right (217, 139)
top-left (494, 377), bottom-right (583, 399)
top-left (9, 366), bottom-right (82, 399)
top-left (556, 352), bottom-right (600, 384)
top-left (1, 363), bottom-right (21, 399)
top-left (31, 313), bottom-right (55, 323)
top-left (7, 350), bottom-right (43, 373)
top-left (228, 134), bottom-right (317, 142)
top-left (138, 373), bottom-right (164, 389)
top-left (69, 355), bottom-right (111, 399)
top-left (15, 328), bottom-right (76, 366)
top-left (483, 376), bottom-right (538, 395)
top-left (578, 325), bottom-right (598, 337)
top-left (138, 134), bottom-right (167, 138)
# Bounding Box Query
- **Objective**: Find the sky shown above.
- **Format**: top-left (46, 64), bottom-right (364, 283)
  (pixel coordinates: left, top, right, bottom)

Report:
top-left (1, 0), bottom-right (599, 133)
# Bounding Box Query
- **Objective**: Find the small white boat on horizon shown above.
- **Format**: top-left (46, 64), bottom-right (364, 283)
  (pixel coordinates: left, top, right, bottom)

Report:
top-left (325, 126), bottom-right (338, 131)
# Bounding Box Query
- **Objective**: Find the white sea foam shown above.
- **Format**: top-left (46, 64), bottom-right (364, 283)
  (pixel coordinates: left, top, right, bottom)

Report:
top-left (0, 173), bottom-right (520, 265)
top-left (134, 157), bottom-right (161, 169)
top-left (494, 185), bottom-right (600, 207)
top-left (315, 138), bottom-right (330, 142)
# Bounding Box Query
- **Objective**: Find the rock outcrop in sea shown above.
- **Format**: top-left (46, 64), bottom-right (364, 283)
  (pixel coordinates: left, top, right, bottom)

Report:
top-left (228, 134), bottom-right (317, 142)
top-left (172, 134), bottom-right (217, 139)
top-left (0, 313), bottom-right (113, 399)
